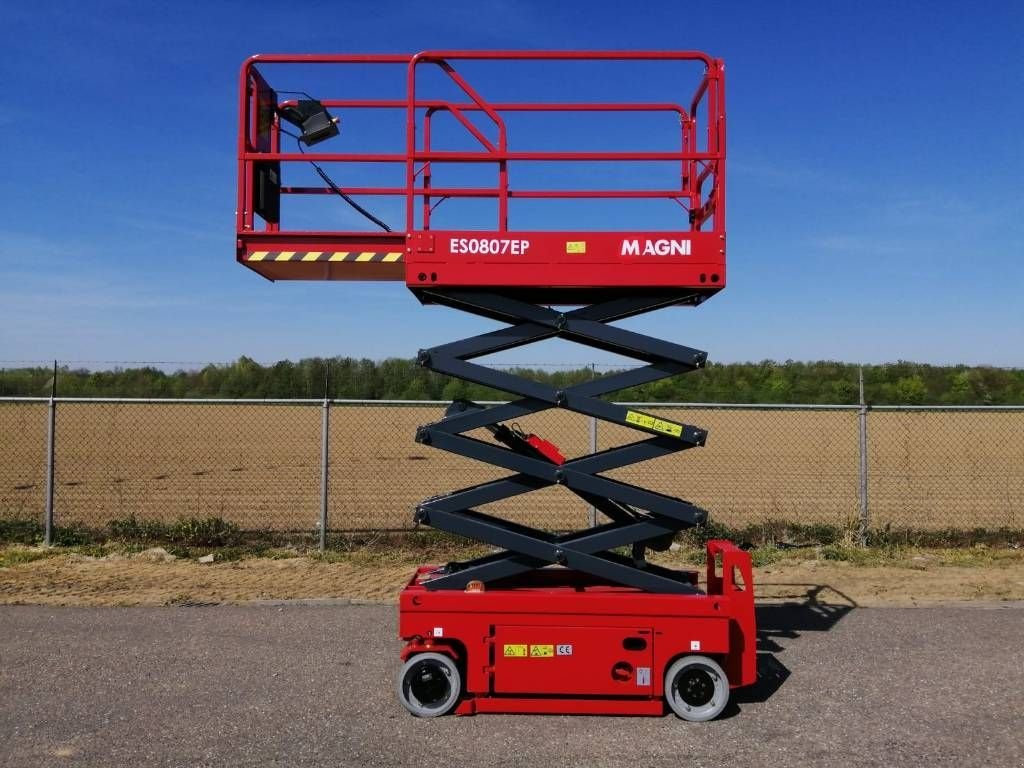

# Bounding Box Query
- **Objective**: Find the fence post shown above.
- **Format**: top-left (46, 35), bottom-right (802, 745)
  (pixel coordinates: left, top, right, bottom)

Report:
top-left (587, 363), bottom-right (598, 527)
top-left (587, 415), bottom-right (598, 527)
top-left (319, 396), bottom-right (330, 551)
top-left (43, 360), bottom-right (57, 546)
top-left (857, 366), bottom-right (869, 544)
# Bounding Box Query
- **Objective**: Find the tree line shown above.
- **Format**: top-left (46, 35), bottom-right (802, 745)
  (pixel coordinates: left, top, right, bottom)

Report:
top-left (1, 357), bottom-right (1021, 405)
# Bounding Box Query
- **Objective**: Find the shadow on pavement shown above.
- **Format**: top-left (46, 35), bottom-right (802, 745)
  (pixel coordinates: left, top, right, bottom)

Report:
top-left (732, 584), bottom-right (858, 706)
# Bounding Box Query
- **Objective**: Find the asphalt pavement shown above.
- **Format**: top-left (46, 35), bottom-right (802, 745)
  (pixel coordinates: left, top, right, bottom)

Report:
top-left (1, 600), bottom-right (1022, 767)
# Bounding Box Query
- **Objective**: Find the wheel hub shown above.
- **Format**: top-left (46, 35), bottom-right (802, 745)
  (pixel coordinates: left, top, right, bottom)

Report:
top-left (409, 662), bottom-right (450, 707)
top-left (676, 668), bottom-right (715, 707)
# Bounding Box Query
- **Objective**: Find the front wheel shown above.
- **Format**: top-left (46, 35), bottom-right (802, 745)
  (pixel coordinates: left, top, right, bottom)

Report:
top-left (664, 655), bottom-right (729, 722)
top-left (397, 652), bottom-right (462, 717)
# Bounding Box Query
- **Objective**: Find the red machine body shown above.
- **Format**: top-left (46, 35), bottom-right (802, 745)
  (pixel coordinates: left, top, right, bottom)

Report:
top-left (399, 541), bottom-right (755, 716)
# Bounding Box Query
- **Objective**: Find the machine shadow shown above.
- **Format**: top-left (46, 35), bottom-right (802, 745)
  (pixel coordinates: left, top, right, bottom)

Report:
top-left (728, 583), bottom-right (858, 711)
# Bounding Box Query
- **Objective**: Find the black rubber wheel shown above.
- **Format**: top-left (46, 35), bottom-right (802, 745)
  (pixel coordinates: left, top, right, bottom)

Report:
top-left (397, 652), bottom-right (461, 717)
top-left (664, 655), bottom-right (729, 721)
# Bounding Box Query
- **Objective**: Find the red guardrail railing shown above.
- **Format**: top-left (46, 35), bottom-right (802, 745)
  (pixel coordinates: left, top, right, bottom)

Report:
top-left (237, 51), bottom-right (725, 240)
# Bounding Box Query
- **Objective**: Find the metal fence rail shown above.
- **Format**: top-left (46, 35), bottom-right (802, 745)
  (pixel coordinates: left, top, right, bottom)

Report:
top-left (1, 397), bottom-right (1022, 545)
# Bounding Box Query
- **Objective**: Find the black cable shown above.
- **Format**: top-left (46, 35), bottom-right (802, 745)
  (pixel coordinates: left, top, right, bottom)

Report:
top-left (279, 126), bottom-right (392, 232)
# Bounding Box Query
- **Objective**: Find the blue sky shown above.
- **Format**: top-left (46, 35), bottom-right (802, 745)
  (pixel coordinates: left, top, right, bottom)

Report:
top-left (1, 0), bottom-right (1021, 368)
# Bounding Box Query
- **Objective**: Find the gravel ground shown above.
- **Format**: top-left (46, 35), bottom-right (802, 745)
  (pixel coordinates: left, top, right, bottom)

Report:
top-left (1, 601), bottom-right (1022, 768)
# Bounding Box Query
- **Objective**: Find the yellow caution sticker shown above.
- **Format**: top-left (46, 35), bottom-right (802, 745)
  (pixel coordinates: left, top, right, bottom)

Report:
top-left (248, 250), bottom-right (403, 263)
top-left (625, 410), bottom-right (684, 438)
top-left (503, 644), bottom-right (528, 658)
top-left (529, 644), bottom-right (554, 658)
top-left (565, 241), bottom-right (587, 254)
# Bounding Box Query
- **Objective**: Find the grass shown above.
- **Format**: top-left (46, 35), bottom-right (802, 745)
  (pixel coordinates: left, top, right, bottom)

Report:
top-left (1, 536), bottom-right (1019, 572)
top-left (1, 514), bottom-right (1021, 572)
top-left (0, 518), bottom-right (96, 547)
top-left (314, 530), bottom-right (490, 566)
top-left (0, 547), bottom-right (58, 568)
top-left (660, 541), bottom-right (1023, 570)
top-left (0, 515), bottom-right (295, 563)
top-left (108, 515), bottom-right (244, 547)
top-left (864, 526), bottom-right (1024, 548)
top-left (0, 518), bottom-right (46, 545)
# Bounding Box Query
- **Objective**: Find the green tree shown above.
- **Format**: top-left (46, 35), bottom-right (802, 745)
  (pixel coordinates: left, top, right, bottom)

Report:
top-left (894, 375), bottom-right (927, 404)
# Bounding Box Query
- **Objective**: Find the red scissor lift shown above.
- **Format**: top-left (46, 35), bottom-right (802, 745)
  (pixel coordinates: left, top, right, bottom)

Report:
top-left (237, 51), bottom-right (756, 721)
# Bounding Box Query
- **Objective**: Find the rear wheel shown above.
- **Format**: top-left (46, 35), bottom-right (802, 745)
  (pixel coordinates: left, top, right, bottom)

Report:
top-left (664, 655), bottom-right (729, 722)
top-left (397, 652), bottom-right (461, 717)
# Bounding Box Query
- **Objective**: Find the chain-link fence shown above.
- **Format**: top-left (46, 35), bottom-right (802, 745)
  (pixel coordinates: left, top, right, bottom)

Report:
top-left (1, 398), bottom-right (1022, 540)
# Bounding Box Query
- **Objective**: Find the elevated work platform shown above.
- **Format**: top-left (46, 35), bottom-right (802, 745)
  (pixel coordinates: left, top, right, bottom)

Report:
top-left (236, 51), bottom-right (726, 302)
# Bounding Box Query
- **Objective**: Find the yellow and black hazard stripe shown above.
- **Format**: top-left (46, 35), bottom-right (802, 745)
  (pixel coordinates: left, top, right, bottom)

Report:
top-left (247, 251), bottom-right (404, 263)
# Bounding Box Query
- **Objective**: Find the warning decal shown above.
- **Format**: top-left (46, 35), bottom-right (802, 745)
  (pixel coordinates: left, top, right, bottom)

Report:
top-left (625, 410), bottom-right (684, 438)
top-left (248, 250), bottom-right (403, 263)
top-left (503, 644), bottom-right (528, 657)
top-left (529, 644), bottom-right (554, 658)
top-left (565, 241), bottom-right (587, 254)
top-left (636, 667), bottom-right (651, 686)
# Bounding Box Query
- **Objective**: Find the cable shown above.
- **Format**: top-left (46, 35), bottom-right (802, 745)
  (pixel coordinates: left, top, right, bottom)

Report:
top-left (279, 127), bottom-right (392, 232)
